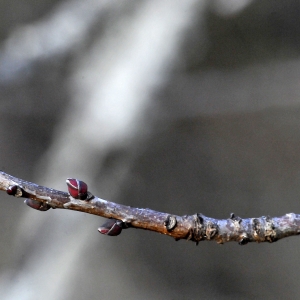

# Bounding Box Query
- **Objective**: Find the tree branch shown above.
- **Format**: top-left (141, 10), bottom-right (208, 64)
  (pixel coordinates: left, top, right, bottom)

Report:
top-left (1, 170), bottom-right (299, 245)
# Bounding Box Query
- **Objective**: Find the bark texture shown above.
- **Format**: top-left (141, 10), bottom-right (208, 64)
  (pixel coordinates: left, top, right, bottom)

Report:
top-left (2, 170), bottom-right (300, 245)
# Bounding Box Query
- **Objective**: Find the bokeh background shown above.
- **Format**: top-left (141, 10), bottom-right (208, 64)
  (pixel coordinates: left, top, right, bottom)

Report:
top-left (0, 0), bottom-right (300, 299)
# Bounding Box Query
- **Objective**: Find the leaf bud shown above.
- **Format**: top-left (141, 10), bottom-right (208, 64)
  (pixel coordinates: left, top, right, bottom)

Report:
top-left (66, 178), bottom-right (88, 200)
top-left (24, 198), bottom-right (51, 211)
top-left (98, 219), bottom-right (123, 236)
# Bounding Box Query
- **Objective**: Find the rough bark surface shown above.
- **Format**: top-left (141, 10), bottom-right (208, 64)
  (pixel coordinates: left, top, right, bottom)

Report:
top-left (1, 170), bottom-right (299, 245)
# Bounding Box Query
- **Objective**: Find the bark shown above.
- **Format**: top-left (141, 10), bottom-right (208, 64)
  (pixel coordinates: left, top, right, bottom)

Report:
top-left (1, 170), bottom-right (299, 245)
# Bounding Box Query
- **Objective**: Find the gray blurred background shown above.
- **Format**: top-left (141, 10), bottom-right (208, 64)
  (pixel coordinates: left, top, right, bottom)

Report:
top-left (0, 0), bottom-right (300, 299)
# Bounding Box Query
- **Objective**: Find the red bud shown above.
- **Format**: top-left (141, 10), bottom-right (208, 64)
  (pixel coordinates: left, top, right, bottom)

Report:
top-left (25, 199), bottom-right (51, 211)
top-left (6, 185), bottom-right (25, 197)
top-left (98, 219), bottom-right (123, 236)
top-left (6, 185), bottom-right (18, 196)
top-left (66, 178), bottom-right (88, 200)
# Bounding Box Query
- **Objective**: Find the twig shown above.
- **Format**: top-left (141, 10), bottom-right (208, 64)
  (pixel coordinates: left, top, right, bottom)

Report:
top-left (0, 170), bottom-right (300, 245)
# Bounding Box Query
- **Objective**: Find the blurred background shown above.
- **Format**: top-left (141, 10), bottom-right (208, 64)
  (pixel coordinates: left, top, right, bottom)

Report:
top-left (0, 0), bottom-right (300, 299)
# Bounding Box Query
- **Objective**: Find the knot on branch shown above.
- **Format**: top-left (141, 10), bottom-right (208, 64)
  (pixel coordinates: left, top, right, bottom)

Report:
top-left (164, 215), bottom-right (177, 231)
top-left (264, 216), bottom-right (277, 242)
top-left (188, 214), bottom-right (218, 245)
top-left (229, 213), bottom-right (249, 245)
top-left (253, 216), bottom-right (277, 243)
top-left (230, 213), bottom-right (242, 225)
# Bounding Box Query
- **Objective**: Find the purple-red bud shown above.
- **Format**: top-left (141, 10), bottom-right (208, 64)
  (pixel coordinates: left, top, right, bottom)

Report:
top-left (24, 198), bottom-right (51, 211)
top-left (6, 185), bottom-right (24, 197)
top-left (98, 219), bottom-right (123, 236)
top-left (6, 185), bottom-right (18, 196)
top-left (66, 178), bottom-right (88, 200)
